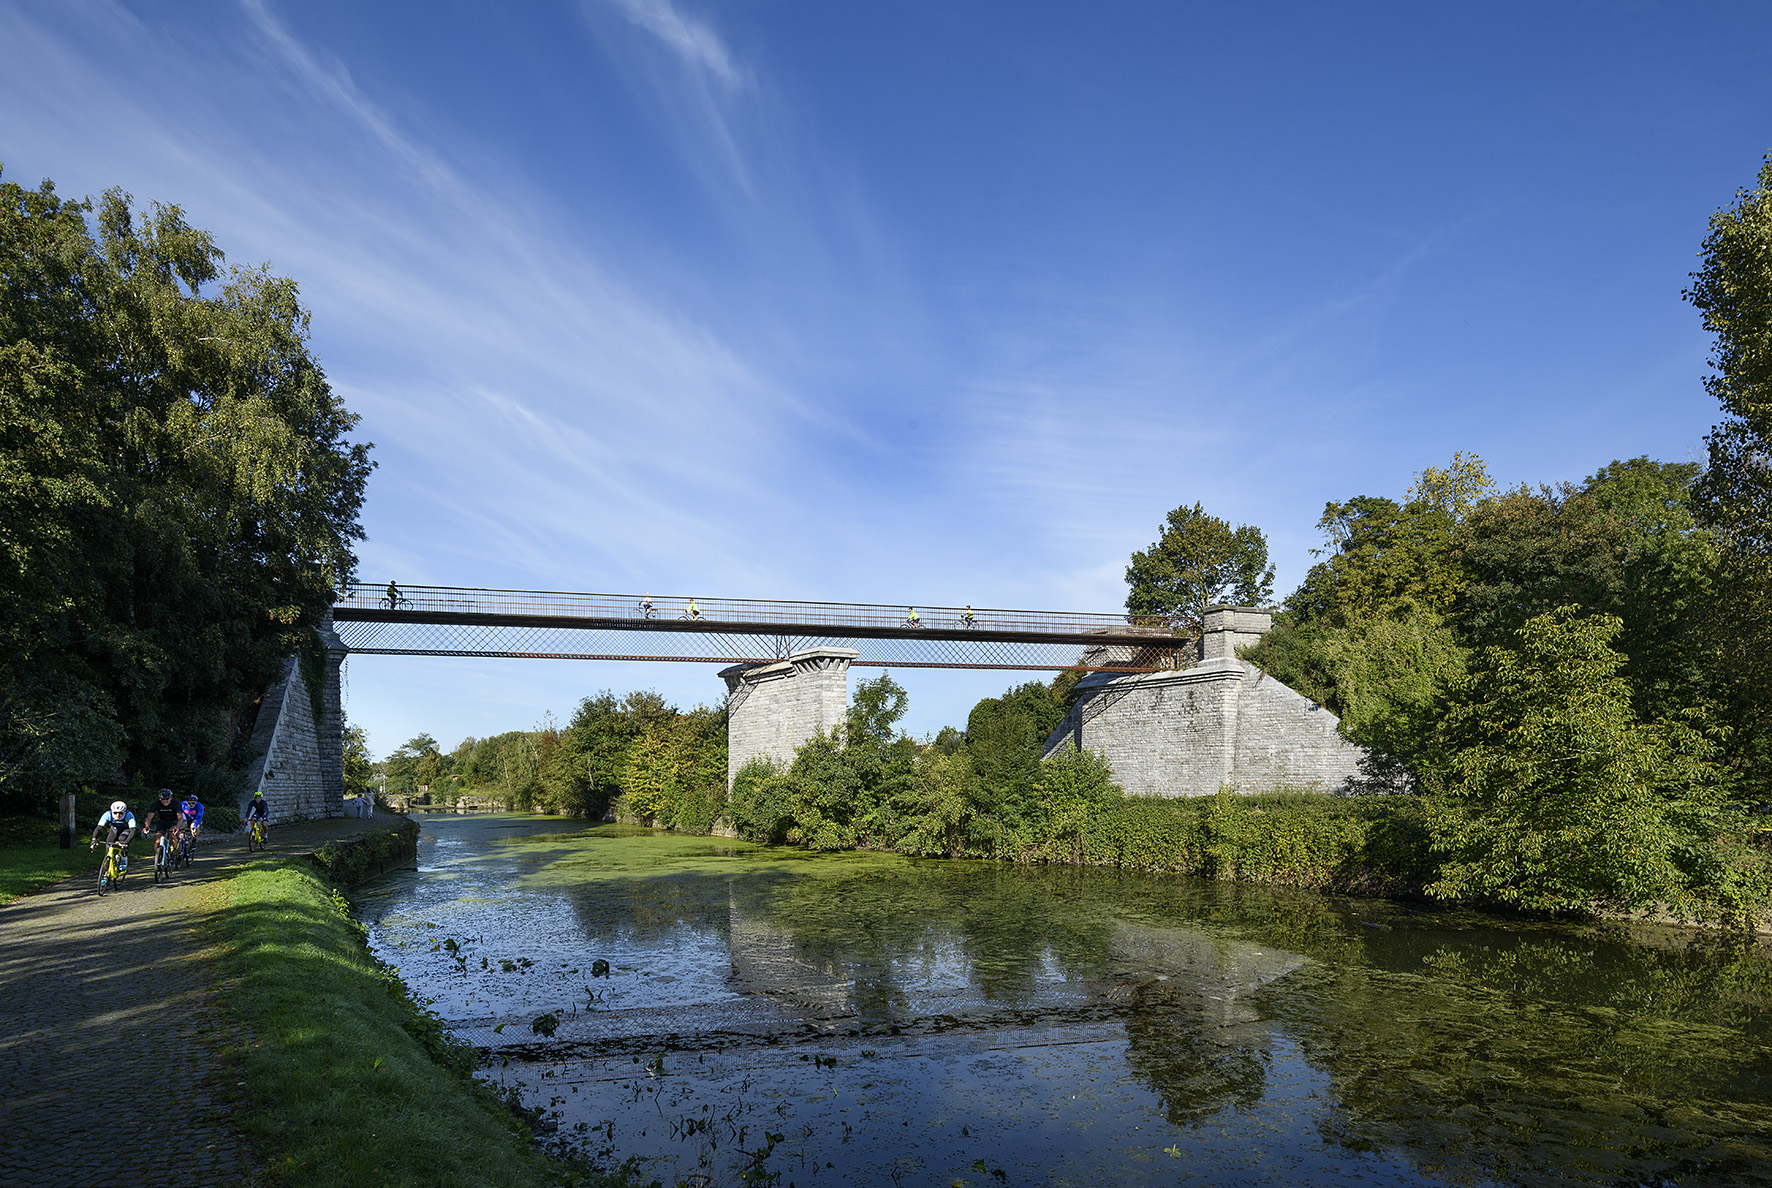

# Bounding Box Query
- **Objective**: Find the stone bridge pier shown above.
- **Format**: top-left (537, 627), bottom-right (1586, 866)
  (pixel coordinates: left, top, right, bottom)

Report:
top-left (1043, 606), bottom-right (1370, 796)
top-left (720, 647), bottom-right (859, 786)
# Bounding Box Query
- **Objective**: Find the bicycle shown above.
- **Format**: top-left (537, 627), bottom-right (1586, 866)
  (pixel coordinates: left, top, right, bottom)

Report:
top-left (175, 828), bottom-right (193, 869)
top-left (380, 592), bottom-right (406, 611)
top-left (248, 818), bottom-right (268, 852)
top-left (154, 831), bottom-right (174, 884)
top-left (94, 841), bottom-right (126, 896)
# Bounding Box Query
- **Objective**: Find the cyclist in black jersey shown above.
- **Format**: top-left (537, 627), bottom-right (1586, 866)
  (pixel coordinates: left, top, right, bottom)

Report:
top-left (142, 788), bottom-right (182, 862)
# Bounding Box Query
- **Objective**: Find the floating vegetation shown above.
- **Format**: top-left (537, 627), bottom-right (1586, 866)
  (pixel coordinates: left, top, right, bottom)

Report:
top-left (357, 813), bottom-right (1772, 1187)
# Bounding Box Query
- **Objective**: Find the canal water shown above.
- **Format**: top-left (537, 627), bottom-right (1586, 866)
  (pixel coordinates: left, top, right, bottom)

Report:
top-left (355, 814), bottom-right (1772, 1187)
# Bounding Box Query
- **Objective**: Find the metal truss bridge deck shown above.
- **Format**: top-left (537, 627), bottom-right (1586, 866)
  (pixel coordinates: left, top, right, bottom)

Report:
top-left (331, 583), bottom-right (1183, 673)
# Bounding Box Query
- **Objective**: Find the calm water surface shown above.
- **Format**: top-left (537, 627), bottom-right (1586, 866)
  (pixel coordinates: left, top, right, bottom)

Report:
top-left (355, 814), bottom-right (1772, 1187)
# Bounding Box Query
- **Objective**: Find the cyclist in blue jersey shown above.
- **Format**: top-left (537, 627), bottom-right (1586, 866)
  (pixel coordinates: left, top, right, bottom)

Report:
top-left (89, 801), bottom-right (137, 876)
top-left (179, 794), bottom-right (206, 850)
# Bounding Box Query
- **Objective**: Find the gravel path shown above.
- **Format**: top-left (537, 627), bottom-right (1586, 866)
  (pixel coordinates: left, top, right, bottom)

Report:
top-left (0, 816), bottom-right (402, 1188)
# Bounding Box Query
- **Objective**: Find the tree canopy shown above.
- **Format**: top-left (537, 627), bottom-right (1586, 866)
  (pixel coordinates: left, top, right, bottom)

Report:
top-left (0, 172), bottom-right (372, 809)
top-left (1686, 150), bottom-right (1772, 795)
top-left (1125, 502), bottom-right (1274, 635)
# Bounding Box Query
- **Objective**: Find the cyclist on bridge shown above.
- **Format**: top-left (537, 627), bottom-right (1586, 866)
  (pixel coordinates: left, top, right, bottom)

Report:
top-left (386, 580), bottom-right (401, 608)
top-left (687, 597), bottom-right (701, 620)
top-left (907, 606), bottom-right (921, 627)
top-left (640, 592), bottom-right (655, 618)
top-left (962, 605), bottom-right (976, 627)
top-left (89, 801), bottom-right (136, 875)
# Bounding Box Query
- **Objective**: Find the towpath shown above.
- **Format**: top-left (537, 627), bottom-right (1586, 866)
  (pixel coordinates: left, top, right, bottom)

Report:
top-left (0, 814), bottom-right (402, 1188)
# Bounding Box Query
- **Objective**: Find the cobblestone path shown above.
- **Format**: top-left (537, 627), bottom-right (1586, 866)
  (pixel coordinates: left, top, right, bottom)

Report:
top-left (0, 816), bottom-right (399, 1188)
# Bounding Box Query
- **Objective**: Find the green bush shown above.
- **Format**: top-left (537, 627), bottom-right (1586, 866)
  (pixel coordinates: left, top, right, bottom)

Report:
top-left (1081, 789), bottom-right (1432, 894)
top-left (728, 755), bottom-right (795, 843)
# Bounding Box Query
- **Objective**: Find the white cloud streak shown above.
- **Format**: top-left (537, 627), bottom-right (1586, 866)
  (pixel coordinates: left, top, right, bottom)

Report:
top-left (605, 0), bottom-right (743, 88)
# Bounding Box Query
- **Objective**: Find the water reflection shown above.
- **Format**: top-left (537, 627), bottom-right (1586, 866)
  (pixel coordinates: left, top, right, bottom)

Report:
top-left (355, 815), bottom-right (1772, 1186)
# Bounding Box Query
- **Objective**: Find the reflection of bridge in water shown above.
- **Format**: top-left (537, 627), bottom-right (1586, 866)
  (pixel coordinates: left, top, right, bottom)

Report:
top-left (331, 582), bottom-right (1184, 673)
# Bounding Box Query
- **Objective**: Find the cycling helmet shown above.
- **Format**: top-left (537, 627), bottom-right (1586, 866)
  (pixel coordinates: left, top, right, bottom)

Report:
top-left (110, 800), bottom-right (127, 814)
top-left (252, 791), bottom-right (264, 798)
top-left (157, 788), bottom-right (173, 798)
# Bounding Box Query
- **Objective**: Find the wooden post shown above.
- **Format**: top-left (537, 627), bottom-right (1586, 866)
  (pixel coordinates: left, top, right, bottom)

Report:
top-left (59, 793), bottom-right (75, 849)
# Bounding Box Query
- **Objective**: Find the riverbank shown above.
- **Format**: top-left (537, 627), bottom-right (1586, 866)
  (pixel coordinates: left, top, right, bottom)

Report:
top-left (216, 858), bottom-right (576, 1186)
top-left (0, 814), bottom-right (649, 1188)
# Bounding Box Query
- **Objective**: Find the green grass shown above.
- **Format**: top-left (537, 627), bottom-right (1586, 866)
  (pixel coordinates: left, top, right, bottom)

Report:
top-left (217, 860), bottom-right (657, 1187)
top-left (0, 815), bottom-right (143, 903)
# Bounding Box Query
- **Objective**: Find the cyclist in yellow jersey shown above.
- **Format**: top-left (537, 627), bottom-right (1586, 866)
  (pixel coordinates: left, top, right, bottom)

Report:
top-left (687, 597), bottom-right (701, 620)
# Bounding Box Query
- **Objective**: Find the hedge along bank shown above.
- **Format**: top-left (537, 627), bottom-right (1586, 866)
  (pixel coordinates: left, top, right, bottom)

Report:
top-left (1079, 790), bottom-right (1437, 896)
top-left (307, 817), bottom-right (420, 888)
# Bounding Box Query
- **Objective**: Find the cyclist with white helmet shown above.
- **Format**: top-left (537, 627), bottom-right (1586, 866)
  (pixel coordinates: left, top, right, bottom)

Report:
top-left (89, 801), bottom-right (137, 877)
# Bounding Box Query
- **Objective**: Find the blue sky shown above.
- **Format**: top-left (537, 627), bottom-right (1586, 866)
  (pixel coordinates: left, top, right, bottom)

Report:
top-left (3, 1), bottom-right (1767, 757)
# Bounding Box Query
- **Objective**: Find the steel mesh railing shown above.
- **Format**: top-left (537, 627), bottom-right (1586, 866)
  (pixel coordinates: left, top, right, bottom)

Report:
top-left (331, 582), bottom-right (1184, 672)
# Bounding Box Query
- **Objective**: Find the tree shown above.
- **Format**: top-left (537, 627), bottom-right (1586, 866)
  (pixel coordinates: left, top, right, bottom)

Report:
top-left (1425, 608), bottom-right (1716, 914)
top-left (343, 723), bottom-right (375, 799)
top-left (1685, 150), bottom-right (1772, 797)
top-left (0, 171), bottom-right (371, 810)
top-left (1031, 744), bottom-right (1121, 864)
top-left (385, 734), bottom-right (443, 796)
top-left (1406, 450), bottom-right (1495, 523)
top-left (1245, 456), bottom-right (1489, 769)
top-left (1125, 503), bottom-right (1274, 636)
top-left (965, 681), bottom-right (1067, 844)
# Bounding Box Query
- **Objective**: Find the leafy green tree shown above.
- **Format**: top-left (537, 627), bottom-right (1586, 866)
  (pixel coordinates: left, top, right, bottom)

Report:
top-left (1425, 608), bottom-right (1717, 914)
top-left (1455, 460), bottom-right (1716, 723)
top-left (729, 755), bottom-right (795, 843)
top-left (385, 733), bottom-right (444, 797)
top-left (622, 726), bottom-right (682, 821)
top-left (964, 681), bottom-right (1068, 847)
top-left (1406, 450), bottom-right (1495, 523)
top-left (899, 748), bottom-right (984, 857)
top-left (1245, 456), bottom-right (1489, 771)
top-left (1685, 150), bottom-right (1772, 796)
top-left (1125, 502), bottom-right (1274, 635)
top-left (0, 172), bottom-right (371, 810)
top-left (1030, 744), bottom-right (1121, 863)
top-left (342, 723), bottom-right (375, 799)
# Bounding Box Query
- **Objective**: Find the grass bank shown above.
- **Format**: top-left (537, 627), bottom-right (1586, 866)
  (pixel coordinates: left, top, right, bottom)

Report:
top-left (217, 859), bottom-right (650, 1187)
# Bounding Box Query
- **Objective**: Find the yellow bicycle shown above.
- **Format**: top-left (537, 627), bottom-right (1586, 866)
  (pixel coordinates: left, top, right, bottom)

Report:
top-left (248, 817), bottom-right (268, 852)
top-left (94, 840), bottom-right (126, 896)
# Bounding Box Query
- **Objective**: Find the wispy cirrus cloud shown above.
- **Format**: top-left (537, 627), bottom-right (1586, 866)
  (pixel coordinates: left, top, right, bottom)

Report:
top-left (605, 0), bottom-right (744, 88)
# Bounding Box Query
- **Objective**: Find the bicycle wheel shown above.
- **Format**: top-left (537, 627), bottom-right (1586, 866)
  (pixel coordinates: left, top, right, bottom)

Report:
top-left (96, 854), bottom-right (111, 896)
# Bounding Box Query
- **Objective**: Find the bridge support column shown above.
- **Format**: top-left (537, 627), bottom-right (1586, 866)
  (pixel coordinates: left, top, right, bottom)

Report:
top-left (720, 647), bottom-right (859, 786)
top-left (1042, 606), bottom-right (1369, 796)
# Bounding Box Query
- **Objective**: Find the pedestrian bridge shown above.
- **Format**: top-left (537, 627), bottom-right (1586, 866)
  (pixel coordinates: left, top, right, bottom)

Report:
top-left (330, 582), bottom-right (1183, 673)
